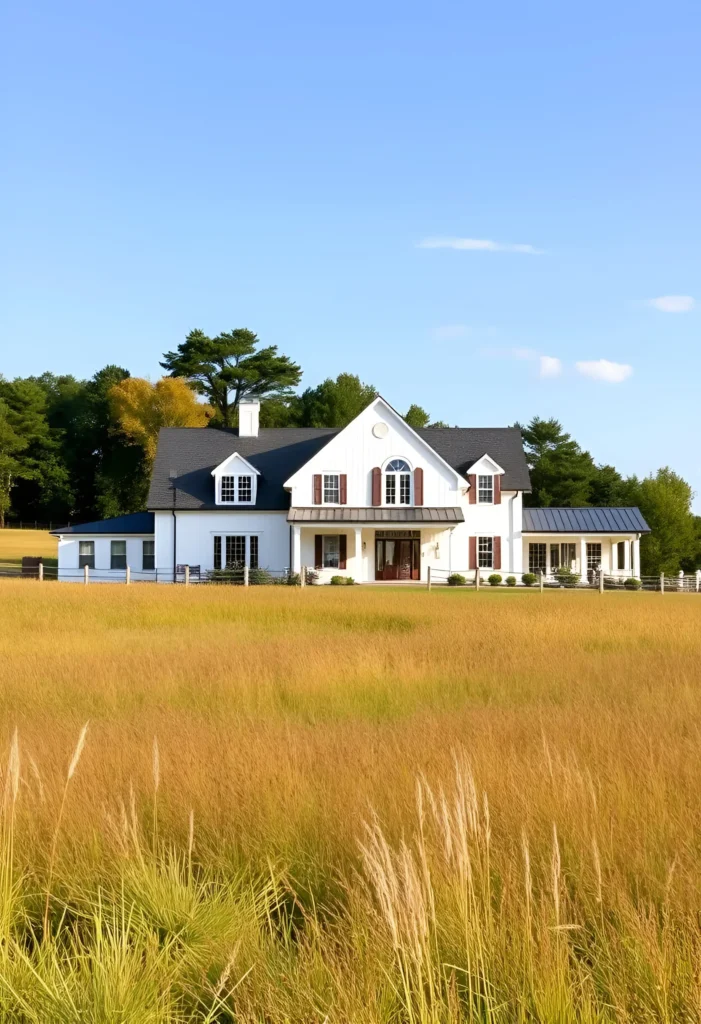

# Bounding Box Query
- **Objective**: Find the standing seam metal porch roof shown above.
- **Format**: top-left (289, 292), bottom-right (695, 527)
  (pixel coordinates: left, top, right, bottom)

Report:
top-left (522, 507), bottom-right (650, 534)
top-left (288, 507), bottom-right (464, 523)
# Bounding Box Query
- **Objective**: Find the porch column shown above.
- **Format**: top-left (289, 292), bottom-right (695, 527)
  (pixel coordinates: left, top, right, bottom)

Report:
top-left (545, 541), bottom-right (551, 577)
top-left (633, 538), bottom-right (641, 578)
top-left (354, 527), bottom-right (363, 580)
top-left (579, 537), bottom-right (587, 577)
top-left (623, 538), bottom-right (631, 573)
top-left (292, 524), bottom-right (302, 573)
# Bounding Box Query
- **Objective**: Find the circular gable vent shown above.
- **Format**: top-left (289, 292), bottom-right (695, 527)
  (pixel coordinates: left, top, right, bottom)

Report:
top-left (372, 421), bottom-right (389, 439)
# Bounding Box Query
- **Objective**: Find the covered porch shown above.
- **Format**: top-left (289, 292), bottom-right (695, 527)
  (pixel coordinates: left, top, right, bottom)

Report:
top-left (288, 507), bottom-right (463, 583)
top-left (522, 507), bottom-right (650, 583)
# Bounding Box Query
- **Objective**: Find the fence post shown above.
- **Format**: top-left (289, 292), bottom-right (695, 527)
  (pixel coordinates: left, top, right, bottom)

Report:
top-left (244, 564), bottom-right (249, 587)
top-left (539, 570), bottom-right (544, 594)
top-left (599, 568), bottom-right (604, 594)
top-left (84, 564), bottom-right (89, 585)
top-left (660, 572), bottom-right (664, 594)
top-left (300, 565), bottom-right (306, 588)
top-left (38, 562), bottom-right (44, 583)
top-left (126, 565), bottom-right (131, 585)
top-left (184, 564), bottom-right (190, 586)
top-left (427, 565), bottom-right (432, 591)
top-left (475, 568), bottom-right (480, 589)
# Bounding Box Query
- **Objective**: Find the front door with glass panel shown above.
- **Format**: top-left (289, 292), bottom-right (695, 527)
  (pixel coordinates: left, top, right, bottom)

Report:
top-left (375, 531), bottom-right (420, 580)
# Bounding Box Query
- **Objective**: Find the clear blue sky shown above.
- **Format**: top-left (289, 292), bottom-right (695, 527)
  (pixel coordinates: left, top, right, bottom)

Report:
top-left (2, 1), bottom-right (700, 506)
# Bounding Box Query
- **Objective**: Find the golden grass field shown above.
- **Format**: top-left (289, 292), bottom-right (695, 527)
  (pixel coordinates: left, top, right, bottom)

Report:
top-left (0, 528), bottom-right (57, 567)
top-left (1, 580), bottom-right (700, 1021)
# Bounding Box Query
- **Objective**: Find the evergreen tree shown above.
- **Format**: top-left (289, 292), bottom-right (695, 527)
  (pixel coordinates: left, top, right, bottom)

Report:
top-left (518, 417), bottom-right (596, 507)
top-left (298, 373), bottom-right (377, 427)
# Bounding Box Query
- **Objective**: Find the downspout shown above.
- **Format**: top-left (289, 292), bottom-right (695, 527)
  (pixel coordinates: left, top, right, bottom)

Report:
top-left (172, 510), bottom-right (177, 583)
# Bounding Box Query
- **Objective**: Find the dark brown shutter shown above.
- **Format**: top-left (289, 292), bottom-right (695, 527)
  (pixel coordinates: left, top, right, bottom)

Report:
top-left (340, 474), bottom-right (347, 505)
top-left (493, 475), bottom-right (501, 505)
top-left (339, 535), bottom-right (347, 569)
top-left (414, 467), bottom-right (423, 506)
top-left (372, 467), bottom-right (382, 506)
top-left (315, 535), bottom-right (323, 569)
top-left (493, 536), bottom-right (501, 570)
top-left (468, 474), bottom-right (477, 504)
top-left (469, 536), bottom-right (477, 570)
top-left (313, 474), bottom-right (322, 504)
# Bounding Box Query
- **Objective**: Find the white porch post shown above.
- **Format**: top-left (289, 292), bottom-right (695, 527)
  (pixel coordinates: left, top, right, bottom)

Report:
top-left (292, 524), bottom-right (302, 573)
top-left (354, 527), bottom-right (363, 580)
top-left (580, 537), bottom-right (587, 578)
top-left (545, 541), bottom-right (551, 578)
top-left (633, 537), bottom-right (641, 578)
top-left (623, 538), bottom-right (631, 574)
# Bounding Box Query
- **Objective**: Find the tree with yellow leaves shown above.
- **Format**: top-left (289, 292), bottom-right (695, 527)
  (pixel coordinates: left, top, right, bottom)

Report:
top-left (109, 377), bottom-right (212, 461)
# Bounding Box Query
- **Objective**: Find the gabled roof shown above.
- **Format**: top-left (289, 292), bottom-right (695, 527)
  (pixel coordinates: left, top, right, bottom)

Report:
top-left (210, 451), bottom-right (261, 476)
top-left (147, 421), bottom-right (531, 511)
top-left (522, 507), bottom-right (651, 534)
top-left (148, 427), bottom-right (339, 510)
top-left (51, 512), bottom-right (155, 535)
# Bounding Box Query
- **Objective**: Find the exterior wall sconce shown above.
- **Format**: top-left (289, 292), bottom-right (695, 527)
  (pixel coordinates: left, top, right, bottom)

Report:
top-left (434, 543), bottom-right (440, 559)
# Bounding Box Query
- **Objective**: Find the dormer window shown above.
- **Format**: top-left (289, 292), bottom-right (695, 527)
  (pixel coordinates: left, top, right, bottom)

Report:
top-left (212, 453), bottom-right (259, 506)
top-left (385, 459), bottom-right (412, 505)
top-left (478, 475), bottom-right (493, 503)
top-left (219, 474), bottom-right (253, 504)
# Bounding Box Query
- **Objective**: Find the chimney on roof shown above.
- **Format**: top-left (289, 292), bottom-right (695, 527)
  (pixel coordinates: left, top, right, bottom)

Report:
top-left (238, 399), bottom-right (260, 438)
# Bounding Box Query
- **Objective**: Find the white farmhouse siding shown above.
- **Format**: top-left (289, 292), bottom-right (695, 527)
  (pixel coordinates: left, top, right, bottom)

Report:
top-left (155, 510), bottom-right (289, 576)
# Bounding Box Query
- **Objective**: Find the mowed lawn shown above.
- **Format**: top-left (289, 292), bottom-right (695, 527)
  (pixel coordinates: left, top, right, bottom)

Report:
top-left (0, 528), bottom-right (57, 567)
top-left (1, 582), bottom-right (700, 1021)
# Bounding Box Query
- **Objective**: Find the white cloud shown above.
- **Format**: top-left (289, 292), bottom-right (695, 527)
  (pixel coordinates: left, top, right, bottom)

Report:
top-left (647, 295), bottom-right (695, 313)
top-left (576, 359), bottom-right (633, 384)
top-left (417, 237), bottom-right (544, 255)
top-left (539, 355), bottom-right (562, 378)
top-left (431, 324), bottom-right (470, 341)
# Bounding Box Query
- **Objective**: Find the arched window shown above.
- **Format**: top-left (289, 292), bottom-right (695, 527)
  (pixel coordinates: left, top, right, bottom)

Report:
top-left (384, 459), bottom-right (412, 505)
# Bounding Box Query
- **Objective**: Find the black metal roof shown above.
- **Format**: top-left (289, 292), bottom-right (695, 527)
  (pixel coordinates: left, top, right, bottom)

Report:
top-left (522, 507), bottom-right (650, 534)
top-left (147, 424), bottom-right (530, 511)
top-left (288, 507), bottom-right (464, 524)
top-left (51, 512), bottom-right (155, 535)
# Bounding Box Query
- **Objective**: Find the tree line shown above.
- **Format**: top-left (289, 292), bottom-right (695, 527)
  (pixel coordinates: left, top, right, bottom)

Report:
top-left (1, 327), bottom-right (699, 574)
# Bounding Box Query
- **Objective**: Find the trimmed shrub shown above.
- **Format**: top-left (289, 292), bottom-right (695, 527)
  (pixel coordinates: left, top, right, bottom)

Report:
top-left (329, 575), bottom-right (346, 586)
top-left (624, 577), bottom-right (642, 590)
top-left (522, 573), bottom-right (537, 587)
top-left (505, 575), bottom-right (517, 587)
top-left (344, 576), bottom-right (355, 586)
top-left (488, 574), bottom-right (502, 587)
top-left (554, 566), bottom-right (580, 588)
top-left (447, 573), bottom-right (466, 586)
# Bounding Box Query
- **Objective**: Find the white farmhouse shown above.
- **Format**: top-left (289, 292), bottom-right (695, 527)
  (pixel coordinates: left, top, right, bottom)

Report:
top-left (53, 396), bottom-right (649, 583)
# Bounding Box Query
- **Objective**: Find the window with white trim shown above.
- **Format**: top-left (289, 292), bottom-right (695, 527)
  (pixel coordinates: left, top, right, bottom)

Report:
top-left (111, 540), bottom-right (127, 571)
top-left (384, 459), bottom-right (411, 505)
top-left (218, 474), bottom-right (254, 504)
top-left (478, 475), bottom-right (493, 503)
top-left (323, 535), bottom-right (340, 568)
top-left (478, 536), bottom-right (493, 569)
top-left (212, 535), bottom-right (260, 570)
top-left (142, 540), bottom-right (155, 571)
top-left (529, 543), bottom-right (546, 574)
top-left (78, 541), bottom-right (94, 569)
top-left (323, 474), bottom-right (340, 504)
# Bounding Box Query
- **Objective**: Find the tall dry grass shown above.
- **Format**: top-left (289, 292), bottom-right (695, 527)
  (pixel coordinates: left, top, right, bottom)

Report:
top-left (0, 581), bottom-right (700, 1020)
top-left (0, 529), bottom-right (57, 565)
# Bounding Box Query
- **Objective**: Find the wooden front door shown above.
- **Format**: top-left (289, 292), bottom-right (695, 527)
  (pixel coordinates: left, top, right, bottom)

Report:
top-left (375, 535), bottom-right (420, 580)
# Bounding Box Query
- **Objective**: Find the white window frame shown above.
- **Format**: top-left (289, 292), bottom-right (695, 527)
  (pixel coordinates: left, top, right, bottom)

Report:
top-left (218, 473), bottom-right (255, 505)
top-left (78, 540), bottom-right (95, 569)
top-left (478, 536), bottom-right (493, 569)
top-left (142, 539), bottom-right (155, 571)
top-left (477, 474), bottom-right (494, 504)
top-left (383, 458), bottom-right (412, 506)
top-left (110, 539), bottom-right (127, 571)
top-left (322, 534), bottom-right (340, 569)
top-left (323, 473), bottom-right (340, 504)
top-left (212, 534), bottom-right (261, 569)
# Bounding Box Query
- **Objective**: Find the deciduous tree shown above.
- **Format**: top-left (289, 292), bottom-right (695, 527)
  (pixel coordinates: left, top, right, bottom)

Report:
top-left (109, 377), bottom-right (212, 461)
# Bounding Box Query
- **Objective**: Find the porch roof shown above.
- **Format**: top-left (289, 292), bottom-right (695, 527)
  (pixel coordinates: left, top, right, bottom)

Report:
top-left (288, 507), bottom-right (464, 524)
top-left (522, 507), bottom-right (650, 534)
